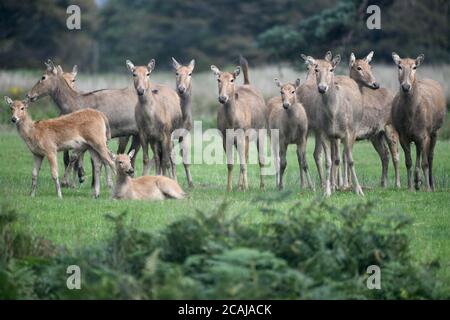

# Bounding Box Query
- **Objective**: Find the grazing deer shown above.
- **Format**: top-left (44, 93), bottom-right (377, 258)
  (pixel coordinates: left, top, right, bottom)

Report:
top-left (391, 53), bottom-right (446, 191)
top-left (267, 78), bottom-right (313, 190)
top-left (171, 57), bottom-right (195, 187)
top-left (26, 60), bottom-right (141, 186)
top-left (126, 59), bottom-right (182, 178)
top-left (5, 97), bottom-right (114, 198)
top-left (112, 150), bottom-right (185, 200)
top-left (312, 52), bottom-right (364, 196)
top-left (348, 51), bottom-right (401, 188)
top-left (211, 56), bottom-right (268, 191)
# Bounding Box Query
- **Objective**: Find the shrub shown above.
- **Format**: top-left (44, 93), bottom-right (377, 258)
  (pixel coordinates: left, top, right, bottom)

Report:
top-left (0, 199), bottom-right (447, 299)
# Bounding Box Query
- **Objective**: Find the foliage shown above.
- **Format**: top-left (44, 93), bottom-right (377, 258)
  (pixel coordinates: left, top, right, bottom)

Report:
top-left (0, 199), bottom-right (446, 299)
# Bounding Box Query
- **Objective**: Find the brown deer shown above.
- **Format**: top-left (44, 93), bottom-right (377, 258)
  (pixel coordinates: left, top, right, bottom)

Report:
top-left (267, 78), bottom-right (313, 190)
top-left (61, 65), bottom-right (77, 89)
top-left (312, 52), bottom-right (364, 196)
top-left (126, 59), bottom-right (182, 178)
top-left (4, 97), bottom-right (114, 198)
top-left (391, 53), bottom-right (446, 191)
top-left (112, 150), bottom-right (185, 200)
top-left (211, 56), bottom-right (268, 192)
top-left (26, 60), bottom-right (141, 187)
top-left (348, 51), bottom-right (401, 188)
top-left (171, 57), bottom-right (195, 187)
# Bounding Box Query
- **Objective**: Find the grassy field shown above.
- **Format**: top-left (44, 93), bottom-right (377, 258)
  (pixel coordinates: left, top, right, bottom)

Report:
top-left (1, 128), bottom-right (450, 286)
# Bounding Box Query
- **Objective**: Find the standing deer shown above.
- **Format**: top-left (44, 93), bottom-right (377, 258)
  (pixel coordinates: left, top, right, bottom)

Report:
top-left (391, 53), bottom-right (446, 191)
top-left (348, 51), bottom-right (401, 188)
top-left (171, 57), bottom-right (195, 187)
top-left (211, 56), bottom-right (268, 191)
top-left (312, 52), bottom-right (364, 196)
top-left (126, 59), bottom-right (182, 178)
top-left (267, 78), bottom-right (313, 190)
top-left (5, 97), bottom-right (114, 198)
top-left (112, 150), bottom-right (185, 200)
top-left (26, 60), bottom-right (141, 187)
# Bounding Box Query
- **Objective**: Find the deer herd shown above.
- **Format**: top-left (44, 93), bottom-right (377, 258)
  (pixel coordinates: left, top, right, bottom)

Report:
top-left (3, 50), bottom-right (447, 200)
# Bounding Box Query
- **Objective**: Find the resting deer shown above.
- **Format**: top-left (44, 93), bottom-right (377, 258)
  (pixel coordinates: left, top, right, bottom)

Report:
top-left (26, 60), bottom-right (141, 187)
top-left (112, 150), bottom-right (185, 200)
top-left (312, 52), bottom-right (364, 196)
top-left (391, 53), bottom-right (446, 191)
top-left (211, 56), bottom-right (268, 192)
top-left (171, 57), bottom-right (195, 187)
top-left (267, 78), bottom-right (313, 190)
top-left (5, 97), bottom-right (114, 198)
top-left (348, 51), bottom-right (401, 188)
top-left (126, 59), bottom-right (182, 178)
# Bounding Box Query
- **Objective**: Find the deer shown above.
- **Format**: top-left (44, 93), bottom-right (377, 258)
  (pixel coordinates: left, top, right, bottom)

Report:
top-left (126, 59), bottom-right (183, 178)
top-left (111, 150), bottom-right (185, 200)
top-left (311, 52), bottom-right (364, 197)
top-left (347, 51), bottom-right (401, 188)
top-left (267, 78), bottom-right (313, 190)
top-left (4, 97), bottom-right (115, 198)
top-left (211, 56), bottom-right (268, 192)
top-left (391, 53), bottom-right (446, 191)
top-left (26, 60), bottom-right (141, 188)
top-left (171, 57), bottom-right (195, 187)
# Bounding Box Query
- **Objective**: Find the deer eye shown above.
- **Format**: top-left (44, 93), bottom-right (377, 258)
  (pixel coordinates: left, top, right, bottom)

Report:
top-left (20, 107), bottom-right (24, 110)
top-left (330, 68), bottom-right (334, 72)
top-left (412, 66), bottom-right (417, 70)
top-left (291, 91), bottom-right (295, 94)
top-left (357, 66), bottom-right (362, 71)
top-left (315, 69), bottom-right (319, 73)
top-left (41, 76), bottom-right (46, 80)
top-left (176, 72), bottom-right (179, 76)
top-left (217, 79), bottom-right (221, 83)
top-left (146, 73), bottom-right (150, 77)
top-left (398, 66), bottom-right (402, 70)
top-left (133, 74), bottom-right (137, 77)
top-left (188, 73), bottom-right (192, 76)
top-left (230, 79), bottom-right (234, 83)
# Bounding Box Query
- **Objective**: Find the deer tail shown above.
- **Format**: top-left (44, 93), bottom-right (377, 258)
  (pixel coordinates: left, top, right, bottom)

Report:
top-left (239, 55), bottom-right (250, 85)
top-left (158, 177), bottom-right (185, 199)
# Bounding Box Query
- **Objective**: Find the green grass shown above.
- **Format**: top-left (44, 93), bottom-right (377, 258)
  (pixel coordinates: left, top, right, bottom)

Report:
top-left (1, 128), bottom-right (450, 286)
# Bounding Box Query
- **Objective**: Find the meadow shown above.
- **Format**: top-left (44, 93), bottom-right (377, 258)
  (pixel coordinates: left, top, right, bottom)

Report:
top-left (1, 65), bottom-right (450, 287)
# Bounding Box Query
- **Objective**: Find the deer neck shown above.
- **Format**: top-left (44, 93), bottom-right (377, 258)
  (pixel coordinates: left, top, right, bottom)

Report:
top-left (113, 172), bottom-right (131, 196)
top-left (304, 67), bottom-right (316, 86)
top-left (16, 113), bottom-right (35, 141)
top-left (223, 94), bottom-right (237, 125)
top-left (50, 77), bottom-right (80, 114)
top-left (400, 80), bottom-right (420, 106)
top-left (320, 82), bottom-right (339, 115)
top-left (179, 86), bottom-right (193, 125)
top-left (138, 87), bottom-right (157, 115)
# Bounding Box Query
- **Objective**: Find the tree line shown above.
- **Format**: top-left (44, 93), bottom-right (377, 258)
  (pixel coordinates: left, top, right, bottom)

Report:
top-left (0, 0), bottom-right (448, 72)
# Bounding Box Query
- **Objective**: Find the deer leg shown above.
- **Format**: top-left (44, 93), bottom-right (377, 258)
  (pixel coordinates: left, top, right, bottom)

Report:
top-left (297, 136), bottom-right (314, 191)
top-left (128, 135), bottom-right (141, 168)
top-left (150, 142), bottom-right (161, 175)
top-left (343, 134), bottom-right (364, 196)
top-left (30, 155), bottom-right (43, 197)
top-left (322, 138), bottom-right (333, 197)
top-left (161, 136), bottom-right (172, 178)
top-left (272, 135), bottom-right (281, 190)
top-left (141, 135), bottom-right (151, 175)
top-left (47, 152), bottom-right (62, 198)
top-left (330, 139), bottom-right (340, 191)
top-left (223, 137), bottom-right (233, 192)
top-left (170, 141), bottom-right (177, 182)
top-left (313, 132), bottom-right (325, 188)
top-left (429, 134), bottom-right (437, 191)
top-left (88, 149), bottom-right (102, 199)
top-left (76, 151), bottom-right (85, 184)
top-left (180, 136), bottom-right (193, 188)
top-left (385, 125), bottom-right (401, 188)
top-left (278, 144), bottom-right (287, 191)
top-left (371, 133), bottom-right (389, 188)
top-left (257, 130), bottom-right (266, 190)
top-left (237, 135), bottom-right (248, 191)
top-left (399, 136), bottom-right (413, 191)
top-left (117, 136), bottom-right (129, 154)
top-left (414, 141), bottom-right (422, 191)
top-left (421, 136), bottom-right (432, 192)
top-left (63, 152), bottom-right (78, 188)
top-left (62, 151), bottom-right (70, 188)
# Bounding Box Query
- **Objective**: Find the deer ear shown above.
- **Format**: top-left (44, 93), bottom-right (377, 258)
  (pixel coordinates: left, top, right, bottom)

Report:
top-left (349, 53), bottom-right (356, 66)
top-left (128, 149), bottom-right (135, 159)
top-left (210, 65), bottom-right (221, 76)
top-left (325, 51), bottom-right (333, 62)
top-left (233, 66), bottom-right (241, 78)
top-left (148, 59), bottom-right (156, 72)
top-left (72, 65), bottom-right (78, 77)
top-left (295, 78), bottom-right (301, 88)
top-left (415, 54), bottom-right (424, 67)
top-left (274, 78), bottom-right (282, 88)
top-left (21, 99), bottom-right (29, 107)
top-left (126, 60), bottom-right (135, 73)
top-left (392, 52), bottom-right (401, 65)
top-left (365, 51), bottom-right (374, 64)
top-left (332, 54), bottom-right (341, 67)
top-left (171, 57), bottom-right (181, 70)
top-left (4, 96), bottom-right (13, 105)
top-left (188, 59), bottom-right (195, 71)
